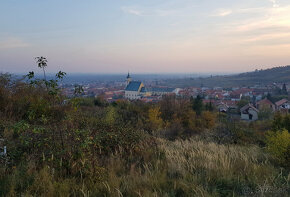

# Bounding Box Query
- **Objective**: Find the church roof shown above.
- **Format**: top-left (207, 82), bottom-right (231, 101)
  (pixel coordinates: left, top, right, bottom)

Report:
top-left (125, 81), bottom-right (142, 91)
top-left (150, 87), bottom-right (175, 93)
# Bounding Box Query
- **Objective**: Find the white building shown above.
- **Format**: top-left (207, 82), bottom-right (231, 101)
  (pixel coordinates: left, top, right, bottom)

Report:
top-left (124, 73), bottom-right (146, 100)
top-left (275, 99), bottom-right (290, 111)
top-left (124, 73), bottom-right (179, 100)
top-left (240, 104), bottom-right (259, 121)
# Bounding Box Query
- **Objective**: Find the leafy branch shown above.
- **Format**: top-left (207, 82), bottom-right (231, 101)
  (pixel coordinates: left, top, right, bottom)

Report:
top-left (26, 57), bottom-right (66, 95)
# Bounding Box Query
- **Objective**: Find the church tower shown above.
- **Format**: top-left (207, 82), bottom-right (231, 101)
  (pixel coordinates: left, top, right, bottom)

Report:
top-left (126, 72), bottom-right (132, 86)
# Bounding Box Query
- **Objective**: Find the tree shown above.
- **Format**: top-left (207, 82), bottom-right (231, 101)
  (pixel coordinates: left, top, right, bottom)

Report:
top-left (74, 85), bottom-right (84, 96)
top-left (266, 130), bottom-right (290, 166)
top-left (179, 109), bottom-right (196, 132)
top-left (148, 106), bottom-right (163, 131)
top-left (205, 101), bottom-right (214, 111)
top-left (258, 107), bottom-right (273, 120)
top-left (191, 95), bottom-right (203, 115)
top-left (282, 83), bottom-right (288, 95)
top-left (201, 111), bottom-right (216, 129)
top-left (159, 95), bottom-right (176, 121)
top-left (35, 56), bottom-right (48, 80)
top-left (27, 57), bottom-right (66, 95)
top-left (272, 113), bottom-right (290, 132)
top-left (237, 98), bottom-right (249, 111)
top-left (266, 93), bottom-right (274, 103)
top-left (94, 96), bottom-right (108, 107)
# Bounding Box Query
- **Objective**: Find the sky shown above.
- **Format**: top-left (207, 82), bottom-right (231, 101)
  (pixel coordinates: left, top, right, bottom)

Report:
top-left (1, 0), bottom-right (290, 74)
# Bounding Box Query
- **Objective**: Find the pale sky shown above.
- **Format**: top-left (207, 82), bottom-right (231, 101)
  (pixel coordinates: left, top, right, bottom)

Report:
top-left (1, 0), bottom-right (290, 74)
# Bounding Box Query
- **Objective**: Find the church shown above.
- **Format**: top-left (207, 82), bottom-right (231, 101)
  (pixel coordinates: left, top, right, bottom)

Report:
top-left (124, 73), bottom-right (147, 100)
top-left (124, 73), bottom-right (179, 100)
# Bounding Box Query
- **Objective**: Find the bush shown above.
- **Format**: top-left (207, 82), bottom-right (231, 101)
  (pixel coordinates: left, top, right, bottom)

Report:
top-left (266, 130), bottom-right (290, 167)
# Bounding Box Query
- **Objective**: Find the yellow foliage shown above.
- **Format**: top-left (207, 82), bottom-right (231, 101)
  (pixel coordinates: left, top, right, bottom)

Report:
top-left (148, 107), bottom-right (163, 131)
top-left (266, 130), bottom-right (290, 166)
top-left (105, 106), bottom-right (117, 124)
top-left (180, 109), bottom-right (196, 130)
top-left (201, 111), bottom-right (216, 129)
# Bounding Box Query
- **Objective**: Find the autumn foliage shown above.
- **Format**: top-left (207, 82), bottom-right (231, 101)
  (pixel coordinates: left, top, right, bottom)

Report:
top-left (0, 72), bottom-right (289, 196)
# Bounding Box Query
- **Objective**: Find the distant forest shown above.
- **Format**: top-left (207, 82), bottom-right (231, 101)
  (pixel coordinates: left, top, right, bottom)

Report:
top-left (163, 65), bottom-right (290, 88)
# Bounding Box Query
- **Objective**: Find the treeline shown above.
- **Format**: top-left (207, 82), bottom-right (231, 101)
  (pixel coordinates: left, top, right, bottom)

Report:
top-left (0, 70), bottom-right (289, 196)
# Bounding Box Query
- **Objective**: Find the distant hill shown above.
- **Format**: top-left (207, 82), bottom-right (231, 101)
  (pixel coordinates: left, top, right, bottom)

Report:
top-left (162, 65), bottom-right (290, 88)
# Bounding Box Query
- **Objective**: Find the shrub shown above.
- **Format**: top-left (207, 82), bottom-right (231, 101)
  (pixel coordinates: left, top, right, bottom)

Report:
top-left (266, 130), bottom-right (290, 167)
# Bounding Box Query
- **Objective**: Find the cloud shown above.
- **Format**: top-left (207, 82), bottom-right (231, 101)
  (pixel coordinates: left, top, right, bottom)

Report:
top-left (121, 5), bottom-right (185, 17)
top-left (212, 9), bottom-right (232, 17)
top-left (121, 6), bottom-right (143, 16)
top-left (269, 0), bottom-right (280, 8)
top-left (0, 37), bottom-right (30, 49)
top-left (243, 32), bottom-right (290, 43)
top-left (214, 4), bottom-right (290, 50)
top-left (233, 5), bottom-right (290, 32)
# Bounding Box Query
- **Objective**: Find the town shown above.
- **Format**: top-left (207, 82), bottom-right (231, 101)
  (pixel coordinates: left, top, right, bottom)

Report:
top-left (61, 73), bottom-right (290, 121)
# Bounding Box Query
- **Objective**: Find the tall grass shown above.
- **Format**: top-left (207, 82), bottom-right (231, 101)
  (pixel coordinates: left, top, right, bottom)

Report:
top-left (87, 138), bottom-right (289, 196)
top-left (159, 138), bottom-right (290, 196)
top-left (2, 137), bottom-right (289, 196)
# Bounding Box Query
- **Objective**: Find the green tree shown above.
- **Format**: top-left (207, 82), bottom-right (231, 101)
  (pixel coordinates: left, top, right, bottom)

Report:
top-left (282, 83), bottom-right (288, 95)
top-left (272, 113), bottom-right (290, 131)
top-left (191, 95), bottom-right (203, 115)
top-left (94, 96), bottom-right (108, 107)
top-left (258, 107), bottom-right (273, 120)
top-left (237, 98), bottom-right (250, 111)
top-left (205, 101), bottom-right (214, 111)
top-left (266, 93), bottom-right (274, 103)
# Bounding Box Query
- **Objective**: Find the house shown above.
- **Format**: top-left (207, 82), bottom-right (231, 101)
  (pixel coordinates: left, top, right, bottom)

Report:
top-left (222, 100), bottom-right (238, 109)
top-left (256, 98), bottom-right (275, 111)
top-left (217, 102), bottom-right (229, 113)
top-left (240, 104), bottom-right (259, 121)
top-left (275, 99), bottom-right (290, 111)
top-left (230, 92), bottom-right (242, 101)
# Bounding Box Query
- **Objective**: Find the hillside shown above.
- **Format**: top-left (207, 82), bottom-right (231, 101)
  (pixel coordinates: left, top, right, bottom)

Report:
top-left (163, 66), bottom-right (290, 88)
top-left (1, 72), bottom-right (290, 196)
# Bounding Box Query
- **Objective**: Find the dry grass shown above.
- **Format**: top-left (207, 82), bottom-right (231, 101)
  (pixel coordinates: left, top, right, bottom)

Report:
top-left (85, 138), bottom-right (289, 196)
top-left (158, 138), bottom-right (289, 196)
top-left (2, 138), bottom-right (289, 197)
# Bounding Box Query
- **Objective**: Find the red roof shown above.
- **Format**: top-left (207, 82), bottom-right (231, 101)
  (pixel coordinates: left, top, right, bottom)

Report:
top-left (222, 100), bottom-right (238, 107)
top-left (257, 98), bottom-right (274, 106)
top-left (275, 99), bottom-right (288, 106)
